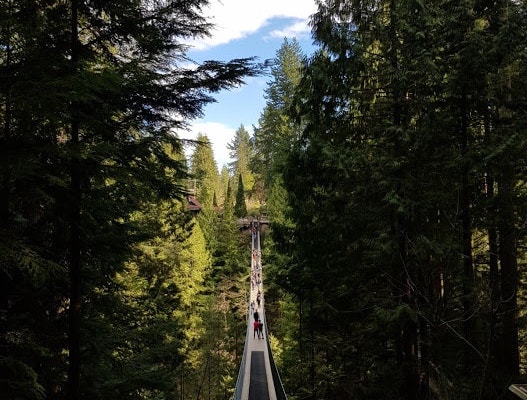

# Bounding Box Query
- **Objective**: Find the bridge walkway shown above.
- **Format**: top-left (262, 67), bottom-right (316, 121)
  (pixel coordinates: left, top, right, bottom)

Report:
top-left (232, 223), bottom-right (286, 400)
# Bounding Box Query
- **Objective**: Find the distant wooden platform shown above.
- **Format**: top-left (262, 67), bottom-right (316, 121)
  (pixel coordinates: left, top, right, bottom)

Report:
top-left (238, 217), bottom-right (270, 228)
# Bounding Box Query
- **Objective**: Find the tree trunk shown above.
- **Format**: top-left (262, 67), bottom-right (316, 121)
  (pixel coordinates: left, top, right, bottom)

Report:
top-left (68, 0), bottom-right (82, 398)
top-left (0, 1), bottom-right (12, 228)
top-left (460, 90), bottom-right (477, 375)
top-left (484, 172), bottom-right (501, 397)
top-left (388, 1), bottom-right (419, 397)
top-left (417, 261), bottom-right (431, 400)
top-left (496, 48), bottom-right (519, 386)
top-left (309, 293), bottom-right (315, 399)
top-left (497, 162), bottom-right (519, 381)
top-left (0, 0), bottom-right (13, 321)
top-left (482, 104), bottom-right (500, 396)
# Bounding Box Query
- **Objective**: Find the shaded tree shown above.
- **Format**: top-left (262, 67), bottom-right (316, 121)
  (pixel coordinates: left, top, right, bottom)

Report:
top-left (276, 0), bottom-right (527, 399)
top-left (0, 1), bottom-right (260, 398)
top-left (234, 174), bottom-right (247, 218)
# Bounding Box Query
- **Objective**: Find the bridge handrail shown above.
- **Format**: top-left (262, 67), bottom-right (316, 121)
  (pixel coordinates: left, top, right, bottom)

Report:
top-left (232, 223), bottom-right (287, 400)
top-left (232, 301), bottom-right (251, 400)
top-left (261, 308), bottom-right (288, 400)
top-left (232, 224), bottom-right (257, 400)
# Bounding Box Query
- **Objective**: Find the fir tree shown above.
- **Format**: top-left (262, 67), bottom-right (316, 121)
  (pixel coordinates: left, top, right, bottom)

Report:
top-left (228, 125), bottom-right (255, 195)
top-left (234, 174), bottom-right (247, 218)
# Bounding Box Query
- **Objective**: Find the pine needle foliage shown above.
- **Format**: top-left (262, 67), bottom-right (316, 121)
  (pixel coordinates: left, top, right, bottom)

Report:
top-left (1, 1), bottom-right (261, 399)
top-left (270, 1), bottom-right (527, 399)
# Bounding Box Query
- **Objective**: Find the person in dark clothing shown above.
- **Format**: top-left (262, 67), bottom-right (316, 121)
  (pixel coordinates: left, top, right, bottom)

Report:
top-left (258, 321), bottom-right (264, 339)
top-left (253, 310), bottom-right (259, 322)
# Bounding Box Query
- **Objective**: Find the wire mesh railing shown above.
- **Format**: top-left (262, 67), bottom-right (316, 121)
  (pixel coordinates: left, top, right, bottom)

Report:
top-left (232, 303), bottom-right (251, 399)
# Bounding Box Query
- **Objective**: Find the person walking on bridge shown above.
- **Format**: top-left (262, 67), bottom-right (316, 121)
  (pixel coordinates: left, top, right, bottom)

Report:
top-left (258, 320), bottom-right (264, 339)
top-left (253, 320), bottom-right (260, 339)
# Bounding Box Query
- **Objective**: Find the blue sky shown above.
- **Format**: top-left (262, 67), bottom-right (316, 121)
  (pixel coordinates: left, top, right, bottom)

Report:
top-left (179, 0), bottom-right (318, 169)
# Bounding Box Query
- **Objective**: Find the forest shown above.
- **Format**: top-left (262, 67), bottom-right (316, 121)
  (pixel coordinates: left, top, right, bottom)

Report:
top-left (2, 1), bottom-right (527, 400)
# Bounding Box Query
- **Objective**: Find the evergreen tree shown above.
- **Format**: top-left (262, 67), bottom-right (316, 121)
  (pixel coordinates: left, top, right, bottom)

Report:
top-left (215, 180), bottom-right (240, 274)
top-left (479, 0), bottom-right (527, 391)
top-left (250, 41), bottom-right (308, 394)
top-left (190, 132), bottom-right (222, 258)
top-left (227, 125), bottom-right (255, 196)
top-left (0, 1), bottom-right (260, 398)
top-left (219, 165), bottom-right (231, 207)
top-left (253, 38), bottom-right (305, 187)
top-left (113, 199), bottom-right (211, 400)
top-left (277, 0), bottom-right (527, 399)
top-left (209, 173), bottom-right (252, 398)
top-left (190, 132), bottom-right (220, 209)
top-left (234, 174), bottom-right (247, 217)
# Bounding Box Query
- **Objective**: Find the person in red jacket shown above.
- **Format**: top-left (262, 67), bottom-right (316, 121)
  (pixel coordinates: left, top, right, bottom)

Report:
top-left (253, 320), bottom-right (260, 339)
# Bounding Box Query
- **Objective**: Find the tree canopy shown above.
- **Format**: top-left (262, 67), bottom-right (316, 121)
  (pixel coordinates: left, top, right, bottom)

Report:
top-left (1, 1), bottom-right (259, 399)
top-left (4, 1), bottom-right (527, 400)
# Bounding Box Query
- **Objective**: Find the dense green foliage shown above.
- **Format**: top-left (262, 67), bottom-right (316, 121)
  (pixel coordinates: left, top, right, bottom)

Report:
top-left (259, 1), bottom-right (527, 400)
top-left (253, 38), bottom-right (305, 187)
top-left (1, 1), bottom-right (257, 399)
top-left (234, 174), bottom-right (248, 218)
top-left (228, 125), bottom-right (255, 199)
top-left (190, 133), bottom-right (220, 209)
top-left (4, 0), bottom-right (527, 400)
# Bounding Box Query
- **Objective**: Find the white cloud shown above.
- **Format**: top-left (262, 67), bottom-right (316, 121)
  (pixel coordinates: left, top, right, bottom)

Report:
top-left (178, 1), bottom-right (318, 170)
top-left (191, 0), bottom-right (318, 50)
top-left (180, 121), bottom-right (237, 170)
top-left (266, 20), bottom-right (312, 40)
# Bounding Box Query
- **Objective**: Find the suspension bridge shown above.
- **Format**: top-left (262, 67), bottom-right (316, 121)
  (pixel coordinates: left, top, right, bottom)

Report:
top-left (232, 221), bottom-right (287, 400)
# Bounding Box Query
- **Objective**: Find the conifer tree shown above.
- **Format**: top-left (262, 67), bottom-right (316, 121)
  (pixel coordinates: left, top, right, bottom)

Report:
top-left (279, 0), bottom-right (527, 398)
top-left (251, 40), bottom-right (307, 391)
top-left (190, 132), bottom-right (221, 258)
top-left (216, 180), bottom-right (239, 274)
top-left (228, 125), bottom-right (255, 196)
top-left (0, 1), bottom-right (260, 398)
top-left (190, 133), bottom-right (220, 209)
top-left (219, 165), bottom-right (231, 206)
top-left (234, 174), bottom-right (247, 218)
top-left (113, 198), bottom-right (211, 400)
top-left (253, 38), bottom-right (305, 187)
